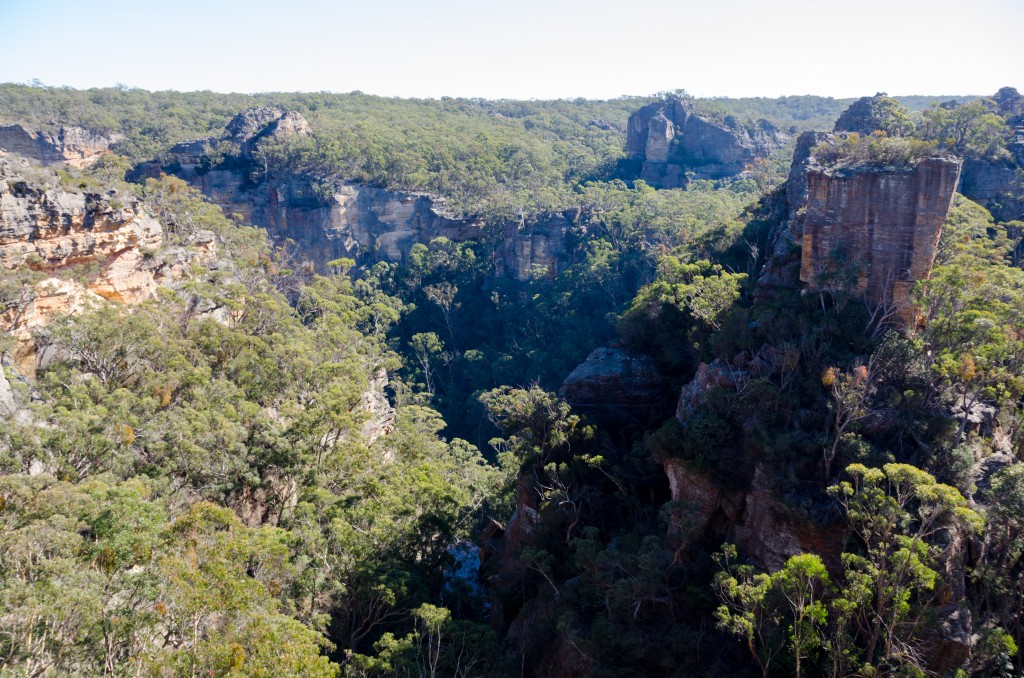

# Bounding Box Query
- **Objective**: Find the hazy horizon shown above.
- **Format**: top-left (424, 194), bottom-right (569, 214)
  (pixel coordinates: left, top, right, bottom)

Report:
top-left (1, 0), bottom-right (1021, 100)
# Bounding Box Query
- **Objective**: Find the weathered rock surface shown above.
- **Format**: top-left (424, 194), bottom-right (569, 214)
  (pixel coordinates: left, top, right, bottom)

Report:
top-left (960, 134), bottom-right (1024, 222)
top-left (0, 153), bottom-right (216, 372)
top-left (0, 154), bottom-right (163, 295)
top-left (624, 97), bottom-right (787, 188)
top-left (663, 457), bottom-right (846, 571)
top-left (560, 347), bottom-right (671, 427)
top-left (0, 363), bottom-right (31, 424)
top-left (0, 123), bottom-right (121, 168)
top-left (360, 367), bottom-right (397, 445)
top-left (800, 154), bottom-right (962, 324)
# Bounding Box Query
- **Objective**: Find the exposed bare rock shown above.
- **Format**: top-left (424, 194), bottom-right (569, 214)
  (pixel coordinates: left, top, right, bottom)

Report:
top-left (360, 367), bottom-right (396, 445)
top-left (675, 360), bottom-right (744, 422)
top-left (0, 154), bottom-right (216, 372)
top-left (624, 97), bottom-right (788, 188)
top-left (229, 469), bottom-right (299, 528)
top-left (954, 88), bottom-right (1024, 221)
top-left (493, 209), bottom-right (580, 281)
top-left (137, 109), bottom-right (585, 280)
top-left (927, 605), bottom-right (974, 677)
top-left (560, 346), bottom-right (671, 427)
top-left (4, 277), bottom-right (104, 372)
top-left (0, 364), bottom-right (31, 424)
top-left (0, 124), bottom-right (121, 168)
top-left (960, 153), bottom-right (1024, 222)
top-left (799, 154), bottom-right (962, 325)
top-left (0, 157), bottom-right (163, 277)
top-left (503, 468), bottom-right (542, 552)
top-left (224, 106), bottom-right (291, 144)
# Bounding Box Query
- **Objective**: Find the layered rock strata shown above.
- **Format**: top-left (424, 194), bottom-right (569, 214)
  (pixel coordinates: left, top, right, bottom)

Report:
top-left (560, 346), bottom-right (672, 427)
top-left (799, 155), bottom-right (962, 324)
top-left (0, 153), bottom-right (216, 371)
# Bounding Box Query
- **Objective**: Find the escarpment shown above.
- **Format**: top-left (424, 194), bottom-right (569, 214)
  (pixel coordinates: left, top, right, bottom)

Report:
top-left (0, 123), bottom-right (121, 168)
top-left (140, 108), bottom-right (578, 280)
top-left (0, 153), bottom-right (212, 371)
top-left (623, 96), bottom-right (788, 188)
top-left (0, 152), bottom-right (168, 297)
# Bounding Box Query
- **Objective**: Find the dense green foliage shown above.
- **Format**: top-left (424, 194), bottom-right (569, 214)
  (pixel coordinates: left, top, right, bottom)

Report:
top-left (1, 85), bottom-right (1023, 677)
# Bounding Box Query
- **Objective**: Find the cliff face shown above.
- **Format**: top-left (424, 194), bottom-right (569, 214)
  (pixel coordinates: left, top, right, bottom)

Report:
top-left (800, 156), bottom-right (962, 323)
top-left (756, 126), bottom-right (962, 328)
top-left (960, 87), bottom-right (1024, 221)
top-left (663, 458), bottom-right (846, 570)
top-left (960, 124), bottom-right (1024, 222)
top-left (0, 124), bottom-right (121, 168)
top-left (0, 155), bottom-right (163, 289)
top-left (143, 109), bottom-right (577, 280)
top-left (0, 153), bottom-right (210, 371)
top-left (624, 97), bottom-right (787, 188)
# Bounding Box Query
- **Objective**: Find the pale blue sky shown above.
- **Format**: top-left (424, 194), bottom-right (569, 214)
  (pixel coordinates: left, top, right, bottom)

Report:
top-left (1, 0), bottom-right (1021, 99)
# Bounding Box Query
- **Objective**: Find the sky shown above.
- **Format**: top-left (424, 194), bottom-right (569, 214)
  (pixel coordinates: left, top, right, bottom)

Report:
top-left (1, 0), bottom-right (1022, 100)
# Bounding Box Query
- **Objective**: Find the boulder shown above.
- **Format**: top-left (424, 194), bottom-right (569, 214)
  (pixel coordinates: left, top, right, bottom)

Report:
top-left (833, 93), bottom-right (898, 135)
top-left (560, 347), bottom-right (671, 427)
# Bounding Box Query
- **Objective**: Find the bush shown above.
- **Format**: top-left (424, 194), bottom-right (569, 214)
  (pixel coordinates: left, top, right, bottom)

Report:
top-left (812, 132), bottom-right (941, 169)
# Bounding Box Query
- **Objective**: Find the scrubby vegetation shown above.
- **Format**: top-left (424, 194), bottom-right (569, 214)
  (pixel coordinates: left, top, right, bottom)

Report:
top-left (1, 85), bottom-right (1023, 677)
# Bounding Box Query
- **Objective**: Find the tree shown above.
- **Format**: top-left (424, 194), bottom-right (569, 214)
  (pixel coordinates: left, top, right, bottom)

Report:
top-left (919, 100), bottom-right (1010, 160)
top-left (771, 554), bottom-right (831, 678)
top-left (828, 463), bottom-right (982, 670)
top-left (713, 544), bottom-right (784, 678)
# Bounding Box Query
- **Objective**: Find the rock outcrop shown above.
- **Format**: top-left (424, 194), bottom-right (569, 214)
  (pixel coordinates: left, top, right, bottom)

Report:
top-left (0, 154), bottom-right (163, 291)
top-left (665, 361), bottom-right (848, 570)
top-left (0, 124), bottom-right (121, 168)
top-left (959, 89), bottom-right (1024, 221)
top-left (624, 97), bottom-right (787, 188)
top-left (799, 154), bottom-right (962, 324)
top-left (360, 367), bottom-right (397, 445)
top-left (833, 93), bottom-right (900, 135)
top-left (757, 119), bottom-right (962, 327)
top-left (559, 347), bottom-right (671, 426)
top-left (663, 458), bottom-right (846, 570)
top-left (0, 153), bottom-right (216, 372)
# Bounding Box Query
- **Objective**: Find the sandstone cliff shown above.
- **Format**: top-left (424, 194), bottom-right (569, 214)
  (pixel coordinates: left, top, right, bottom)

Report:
top-left (141, 109), bottom-right (578, 280)
top-left (0, 154), bottom-right (163, 296)
top-left (800, 154), bottom-right (962, 323)
top-left (0, 153), bottom-right (213, 371)
top-left (756, 126), bottom-right (962, 329)
top-left (624, 97), bottom-right (787, 188)
top-left (0, 123), bottom-right (121, 168)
